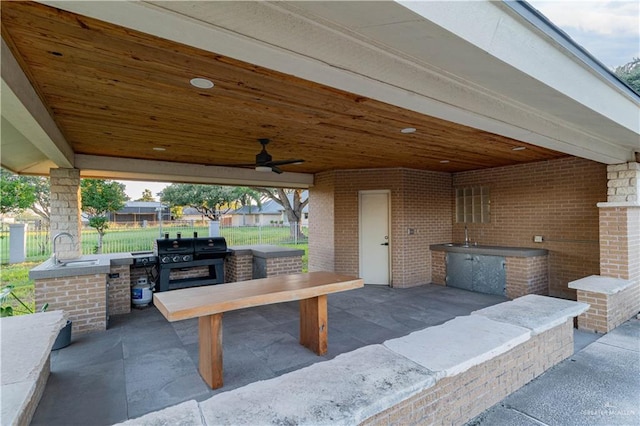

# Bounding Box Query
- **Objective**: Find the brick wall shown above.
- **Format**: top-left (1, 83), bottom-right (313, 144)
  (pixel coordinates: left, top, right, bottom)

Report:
top-left (311, 158), bottom-right (602, 293)
top-left (431, 251), bottom-right (446, 285)
top-left (599, 206), bottom-right (640, 281)
top-left (453, 157), bottom-right (606, 299)
top-left (309, 172), bottom-right (336, 272)
top-left (35, 274), bottom-right (107, 334)
top-left (49, 168), bottom-right (81, 260)
top-left (576, 284), bottom-right (640, 333)
top-left (264, 256), bottom-right (303, 277)
top-left (311, 168), bottom-right (451, 287)
top-left (108, 265), bottom-right (131, 315)
top-left (505, 255), bottom-right (549, 299)
top-left (362, 319), bottom-right (574, 425)
top-left (225, 254), bottom-right (253, 282)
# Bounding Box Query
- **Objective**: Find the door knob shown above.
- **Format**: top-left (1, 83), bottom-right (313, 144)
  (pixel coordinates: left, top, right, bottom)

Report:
top-left (380, 242), bottom-right (389, 246)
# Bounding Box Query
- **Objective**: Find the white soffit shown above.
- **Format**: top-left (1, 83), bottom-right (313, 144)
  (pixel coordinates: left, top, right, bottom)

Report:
top-left (1, 38), bottom-right (74, 170)
top-left (74, 155), bottom-right (314, 189)
top-left (39, 1), bottom-right (638, 164)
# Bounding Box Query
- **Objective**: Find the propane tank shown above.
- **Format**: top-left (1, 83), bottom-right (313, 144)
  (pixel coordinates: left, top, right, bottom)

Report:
top-left (131, 277), bottom-right (153, 307)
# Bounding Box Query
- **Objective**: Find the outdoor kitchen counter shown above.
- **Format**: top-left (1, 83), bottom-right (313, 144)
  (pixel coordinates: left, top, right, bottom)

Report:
top-left (28, 253), bottom-right (134, 280)
top-left (430, 243), bottom-right (548, 257)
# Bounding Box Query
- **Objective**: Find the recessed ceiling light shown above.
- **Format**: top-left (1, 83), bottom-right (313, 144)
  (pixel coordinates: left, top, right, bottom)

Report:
top-left (400, 127), bottom-right (416, 134)
top-left (152, 147), bottom-right (166, 151)
top-left (512, 146), bottom-right (526, 151)
top-left (440, 160), bottom-right (450, 164)
top-left (190, 78), bottom-right (214, 89)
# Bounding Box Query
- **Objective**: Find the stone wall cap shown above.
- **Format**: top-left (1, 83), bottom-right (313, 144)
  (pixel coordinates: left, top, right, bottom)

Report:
top-left (472, 294), bottom-right (589, 334)
top-left (1, 311), bottom-right (67, 425)
top-left (198, 345), bottom-right (435, 425)
top-left (568, 275), bottom-right (634, 295)
top-left (249, 244), bottom-right (305, 258)
top-left (597, 201), bottom-right (640, 208)
top-left (384, 315), bottom-right (530, 378)
top-left (227, 245), bottom-right (254, 256)
top-left (113, 400), bottom-right (203, 425)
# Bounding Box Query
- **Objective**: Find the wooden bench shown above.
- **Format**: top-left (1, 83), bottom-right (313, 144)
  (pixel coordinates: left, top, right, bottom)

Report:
top-left (153, 271), bottom-right (364, 389)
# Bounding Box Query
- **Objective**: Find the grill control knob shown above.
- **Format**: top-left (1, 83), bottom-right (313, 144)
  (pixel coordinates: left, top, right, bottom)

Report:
top-left (183, 255), bottom-right (191, 262)
top-left (172, 255), bottom-right (181, 263)
top-left (161, 256), bottom-right (170, 264)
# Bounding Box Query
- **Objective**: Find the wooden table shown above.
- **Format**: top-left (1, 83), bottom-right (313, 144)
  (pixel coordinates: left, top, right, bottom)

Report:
top-left (153, 271), bottom-right (364, 389)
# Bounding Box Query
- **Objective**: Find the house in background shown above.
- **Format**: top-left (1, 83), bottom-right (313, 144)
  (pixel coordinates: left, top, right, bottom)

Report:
top-left (106, 201), bottom-right (170, 225)
top-left (226, 191), bottom-right (309, 227)
top-left (227, 202), bottom-right (309, 227)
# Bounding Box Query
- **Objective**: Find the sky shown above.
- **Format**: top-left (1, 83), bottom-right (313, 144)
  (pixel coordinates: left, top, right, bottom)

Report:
top-left (527, 0), bottom-right (639, 69)
top-left (119, 1), bottom-right (639, 199)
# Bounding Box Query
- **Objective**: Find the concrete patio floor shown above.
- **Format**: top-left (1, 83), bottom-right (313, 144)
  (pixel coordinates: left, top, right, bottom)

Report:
top-left (31, 284), bottom-right (508, 424)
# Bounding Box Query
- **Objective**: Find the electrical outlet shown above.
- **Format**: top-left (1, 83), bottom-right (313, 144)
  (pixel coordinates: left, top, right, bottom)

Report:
top-left (533, 235), bottom-right (543, 243)
top-left (407, 228), bottom-right (415, 235)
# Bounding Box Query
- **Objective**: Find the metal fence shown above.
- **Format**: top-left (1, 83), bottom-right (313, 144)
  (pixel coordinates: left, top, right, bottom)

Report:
top-left (0, 221), bottom-right (308, 264)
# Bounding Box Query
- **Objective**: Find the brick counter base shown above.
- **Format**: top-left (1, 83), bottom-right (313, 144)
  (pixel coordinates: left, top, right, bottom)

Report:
top-left (362, 320), bottom-right (573, 425)
top-left (431, 251), bottom-right (549, 298)
top-left (570, 275), bottom-right (640, 333)
top-left (35, 274), bottom-right (107, 334)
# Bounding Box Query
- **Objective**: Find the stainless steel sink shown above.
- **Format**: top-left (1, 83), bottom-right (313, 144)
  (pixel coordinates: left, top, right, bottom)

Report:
top-left (56, 259), bottom-right (99, 267)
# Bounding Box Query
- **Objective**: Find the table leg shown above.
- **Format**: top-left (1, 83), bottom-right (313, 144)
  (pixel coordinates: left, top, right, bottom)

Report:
top-left (199, 313), bottom-right (223, 389)
top-left (299, 295), bottom-right (328, 355)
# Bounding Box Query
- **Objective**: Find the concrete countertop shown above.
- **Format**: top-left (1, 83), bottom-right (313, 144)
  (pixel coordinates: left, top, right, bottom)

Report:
top-left (29, 253), bottom-right (134, 280)
top-left (229, 245), bottom-right (305, 258)
top-left (430, 243), bottom-right (548, 257)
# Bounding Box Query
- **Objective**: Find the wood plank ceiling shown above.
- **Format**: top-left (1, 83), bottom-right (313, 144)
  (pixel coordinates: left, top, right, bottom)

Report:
top-left (1, 2), bottom-right (567, 175)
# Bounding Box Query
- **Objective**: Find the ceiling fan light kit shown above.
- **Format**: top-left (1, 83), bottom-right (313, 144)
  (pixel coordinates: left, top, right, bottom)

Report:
top-left (215, 138), bottom-right (304, 174)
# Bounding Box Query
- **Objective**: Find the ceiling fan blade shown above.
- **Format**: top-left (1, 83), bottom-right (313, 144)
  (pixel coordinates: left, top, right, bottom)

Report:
top-left (210, 163), bottom-right (256, 167)
top-left (271, 166), bottom-right (283, 174)
top-left (267, 159), bottom-right (305, 166)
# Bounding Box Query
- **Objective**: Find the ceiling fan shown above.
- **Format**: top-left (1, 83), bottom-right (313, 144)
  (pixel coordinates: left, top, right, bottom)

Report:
top-left (222, 138), bottom-right (304, 174)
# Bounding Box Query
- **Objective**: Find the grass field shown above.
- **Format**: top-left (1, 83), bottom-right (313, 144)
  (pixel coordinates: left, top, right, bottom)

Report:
top-left (0, 262), bottom-right (39, 315)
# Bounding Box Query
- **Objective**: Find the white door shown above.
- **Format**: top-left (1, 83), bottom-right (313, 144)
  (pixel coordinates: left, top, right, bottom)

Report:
top-left (359, 190), bottom-right (390, 285)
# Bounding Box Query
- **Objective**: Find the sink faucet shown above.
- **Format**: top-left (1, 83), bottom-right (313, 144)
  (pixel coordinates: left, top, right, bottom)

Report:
top-left (464, 224), bottom-right (470, 247)
top-left (52, 232), bottom-right (74, 264)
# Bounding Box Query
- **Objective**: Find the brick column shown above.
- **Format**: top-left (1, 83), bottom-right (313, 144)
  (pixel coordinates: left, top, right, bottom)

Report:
top-left (574, 162), bottom-right (640, 332)
top-left (599, 162), bottom-right (639, 281)
top-left (49, 168), bottom-right (82, 260)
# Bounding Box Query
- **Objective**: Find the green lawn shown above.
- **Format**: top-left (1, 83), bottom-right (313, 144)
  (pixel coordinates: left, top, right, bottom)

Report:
top-left (0, 262), bottom-right (39, 315)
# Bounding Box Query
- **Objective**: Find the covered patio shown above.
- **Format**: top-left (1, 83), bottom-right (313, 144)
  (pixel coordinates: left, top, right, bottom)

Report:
top-left (1, 1), bottom-right (638, 425)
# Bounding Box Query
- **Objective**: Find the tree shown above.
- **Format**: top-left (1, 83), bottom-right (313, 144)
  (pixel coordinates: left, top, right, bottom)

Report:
top-left (614, 58), bottom-right (640, 93)
top-left (1, 169), bottom-right (52, 254)
top-left (0, 168), bottom-right (35, 215)
top-left (160, 184), bottom-right (259, 220)
top-left (136, 189), bottom-right (155, 202)
top-left (81, 179), bottom-right (128, 253)
top-left (252, 188), bottom-right (308, 239)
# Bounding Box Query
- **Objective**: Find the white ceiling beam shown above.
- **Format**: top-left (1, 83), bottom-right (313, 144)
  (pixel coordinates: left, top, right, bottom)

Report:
top-left (1, 37), bottom-right (74, 168)
top-left (74, 155), bottom-right (314, 189)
